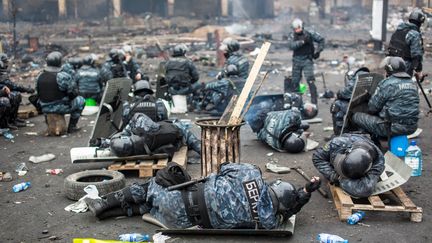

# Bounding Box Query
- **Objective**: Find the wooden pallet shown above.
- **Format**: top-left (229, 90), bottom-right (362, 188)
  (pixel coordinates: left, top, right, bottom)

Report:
top-left (329, 184), bottom-right (422, 222)
top-left (18, 105), bottom-right (38, 119)
top-left (108, 146), bottom-right (188, 178)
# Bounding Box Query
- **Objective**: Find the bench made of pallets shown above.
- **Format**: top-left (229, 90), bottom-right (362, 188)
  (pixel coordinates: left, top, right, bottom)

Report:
top-left (108, 146), bottom-right (188, 178)
top-left (18, 105), bottom-right (38, 119)
top-left (329, 184), bottom-right (422, 222)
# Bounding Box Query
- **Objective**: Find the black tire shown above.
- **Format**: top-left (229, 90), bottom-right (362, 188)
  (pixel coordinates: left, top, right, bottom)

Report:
top-left (64, 170), bottom-right (126, 201)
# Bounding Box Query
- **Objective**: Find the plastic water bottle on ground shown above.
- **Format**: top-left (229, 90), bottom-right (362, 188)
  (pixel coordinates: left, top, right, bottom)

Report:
top-left (347, 211), bottom-right (365, 225)
top-left (404, 140), bottom-right (422, 176)
top-left (3, 131), bottom-right (14, 140)
top-left (119, 233), bottom-right (150, 242)
top-left (318, 233), bottom-right (348, 243)
top-left (12, 182), bottom-right (31, 193)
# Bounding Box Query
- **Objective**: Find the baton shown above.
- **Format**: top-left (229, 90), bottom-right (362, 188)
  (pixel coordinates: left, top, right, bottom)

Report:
top-left (415, 74), bottom-right (432, 115)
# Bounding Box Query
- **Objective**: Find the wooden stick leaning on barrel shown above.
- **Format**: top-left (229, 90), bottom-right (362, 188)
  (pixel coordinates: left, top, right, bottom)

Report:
top-left (227, 42), bottom-right (272, 125)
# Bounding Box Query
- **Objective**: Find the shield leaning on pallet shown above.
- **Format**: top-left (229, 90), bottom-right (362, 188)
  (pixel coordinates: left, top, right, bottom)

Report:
top-left (340, 72), bottom-right (384, 135)
top-left (88, 78), bottom-right (132, 144)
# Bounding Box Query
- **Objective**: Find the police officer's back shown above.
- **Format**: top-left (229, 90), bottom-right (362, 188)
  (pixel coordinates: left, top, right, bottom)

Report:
top-left (219, 38), bottom-right (249, 80)
top-left (164, 44), bottom-right (199, 95)
top-left (388, 9), bottom-right (425, 77)
top-left (76, 55), bottom-right (103, 101)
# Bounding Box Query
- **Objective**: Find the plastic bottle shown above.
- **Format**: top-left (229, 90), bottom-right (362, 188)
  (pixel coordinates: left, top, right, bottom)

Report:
top-left (347, 211), bottom-right (365, 225)
top-left (119, 233), bottom-right (150, 242)
top-left (3, 131), bottom-right (14, 140)
top-left (12, 182), bottom-right (31, 193)
top-left (318, 233), bottom-right (348, 243)
top-left (404, 140), bottom-right (422, 176)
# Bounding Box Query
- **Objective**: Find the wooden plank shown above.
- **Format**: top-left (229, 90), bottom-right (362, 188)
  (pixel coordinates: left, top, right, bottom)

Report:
top-left (218, 95), bottom-right (237, 125)
top-left (226, 129), bottom-right (234, 162)
top-left (392, 187), bottom-right (417, 209)
top-left (154, 158), bottom-right (168, 169)
top-left (172, 146), bottom-right (188, 169)
top-left (108, 162), bottom-right (123, 170)
top-left (368, 195), bottom-right (385, 208)
top-left (125, 161), bottom-right (136, 168)
top-left (228, 42), bottom-right (271, 125)
top-left (139, 160), bottom-right (154, 178)
top-left (205, 128), bottom-right (212, 175)
top-left (333, 186), bottom-right (354, 207)
top-left (211, 127), bottom-right (219, 173)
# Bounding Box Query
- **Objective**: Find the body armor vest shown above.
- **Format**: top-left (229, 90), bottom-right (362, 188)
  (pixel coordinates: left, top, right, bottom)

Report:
top-left (293, 31), bottom-right (314, 57)
top-left (37, 71), bottom-right (67, 102)
top-left (130, 95), bottom-right (158, 121)
top-left (388, 28), bottom-right (412, 60)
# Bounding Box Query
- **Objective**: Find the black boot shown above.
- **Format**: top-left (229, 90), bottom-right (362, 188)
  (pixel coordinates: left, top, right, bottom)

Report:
top-left (307, 79), bottom-right (318, 105)
top-left (97, 205), bottom-right (142, 220)
top-left (67, 117), bottom-right (81, 133)
top-left (84, 193), bottom-right (121, 217)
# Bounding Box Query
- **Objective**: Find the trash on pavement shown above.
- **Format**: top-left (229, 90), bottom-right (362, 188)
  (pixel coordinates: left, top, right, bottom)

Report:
top-left (29, 153), bottom-right (56, 164)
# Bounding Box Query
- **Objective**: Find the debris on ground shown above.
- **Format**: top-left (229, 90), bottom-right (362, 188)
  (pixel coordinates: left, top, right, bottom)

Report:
top-left (29, 153), bottom-right (56, 164)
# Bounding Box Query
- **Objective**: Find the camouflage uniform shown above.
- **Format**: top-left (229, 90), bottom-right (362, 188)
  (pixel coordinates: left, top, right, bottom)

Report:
top-left (0, 85), bottom-right (11, 128)
top-left (352, 74), bottom-right (419, 137)
top-left (76, 65), bottom-right (103, 101)
top-left (100, 60), bottom-right (128, 84)
top-left (224, 52), bottom-right (249, 80)
top-left (125, 58), bottom-right (143, 82)
top-left (114, 163), bottom-right (279, 229)
top-left (257, 109), bottom-right (303, 152)
top-left (35, 68), bottom-right (85, 119)
top-left (0, 73), bottom-right (33, 123)
top-left (288, 28), bottom-right (325, 104)
top-left (61, 62), bottom-right (76, 79)
top-left (312, 134), bottom-right (385, 198)
top-left (164, 57), bottom-right (199, 95)
top-left (388, 22), bottom-right (424, 77)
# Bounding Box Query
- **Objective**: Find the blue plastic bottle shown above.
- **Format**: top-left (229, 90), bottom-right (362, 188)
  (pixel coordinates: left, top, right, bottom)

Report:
top-left (404, 140), bottom-right (422, 176)
top-left (3, 131), bottom-right (14, 140)
top-left (119, 233), bottom-right (150, 242)
top-left (347, 211), bottom-right (365, 225)
top-left (318, 233), bottom-right (348, 243)
top-left (12, 182), bottom-right (31, 193)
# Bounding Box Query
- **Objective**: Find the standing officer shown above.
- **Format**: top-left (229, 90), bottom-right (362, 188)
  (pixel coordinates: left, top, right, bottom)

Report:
top-left (387, 9), bottom-right (425, 77)
top-left (288, 18), bottom-right (325, 104)
top-left (35, 51), bottom-right (85, 133)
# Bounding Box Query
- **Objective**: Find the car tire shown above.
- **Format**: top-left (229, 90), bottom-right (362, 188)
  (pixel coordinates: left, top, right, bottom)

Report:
top-left (64, 170), bottom-right (126, 201)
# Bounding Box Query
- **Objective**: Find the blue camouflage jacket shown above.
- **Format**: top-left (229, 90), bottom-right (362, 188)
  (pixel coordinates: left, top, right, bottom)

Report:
top-left (288, 28), bottom-right (324, 61)
top-left (225, 52), bottom-right (249, 79)
top-left (312, 134), bottom-right (385, 198)
top-left (76, 65), bottom-right (102, 94)
top-left (147, 163), bottom-right (278, 229)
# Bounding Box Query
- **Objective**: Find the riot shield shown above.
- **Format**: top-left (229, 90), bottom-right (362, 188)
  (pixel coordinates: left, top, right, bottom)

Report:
top-left (88, 78), bottom-right (132, 144)
top-left (340, 73), bottom-right (384, 134)
top-left (155, 61), bottom-right (170, 100)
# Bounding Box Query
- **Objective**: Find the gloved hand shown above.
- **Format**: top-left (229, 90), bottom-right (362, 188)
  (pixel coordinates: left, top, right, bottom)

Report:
top-left (313, 51), bottom-right (321, 59)
top-left (329, 173), bottom-right (340, 186)
top-left (305, 176), bottom-right (321, 193)
top-left (216, 71), bottom-right (223, 80)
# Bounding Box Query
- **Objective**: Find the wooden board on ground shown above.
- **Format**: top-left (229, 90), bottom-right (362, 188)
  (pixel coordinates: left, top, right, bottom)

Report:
top-left (329, 184), bottom-right (422, 222)
top-left (227, 42), bottom-right (271, 125)
top-left (108, 146), bottom-right (187, 178)
top-left (18, 105), bottom-right (38, 119)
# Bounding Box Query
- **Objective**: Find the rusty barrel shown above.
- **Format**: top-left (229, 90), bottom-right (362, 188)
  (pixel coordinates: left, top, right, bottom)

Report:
top-left (195, 118), bottom-right (244, 177)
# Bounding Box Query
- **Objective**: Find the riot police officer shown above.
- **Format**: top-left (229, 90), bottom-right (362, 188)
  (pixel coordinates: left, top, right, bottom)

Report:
top-left (122, 80), bottom-right (168, 123)
top-left (257, 109), bottom-right (307, 153)
top-left (100, 49), bottom-right (128, 84)
top-left (288, 18), bottom-right (325, 104)
top-left (218, 38), bottom-right (250, 80)
top-left (123, 45), bottom-right (145, 83)
top-left (84, 162), bottom-right (321, 229)
top-left (313, 134), bottom-right (384, 198)
top-left (0, 54), bottom-right (35, 128)
top-left (76, 54), bottom-right (103, 102)
top-left (93, 113), bottom-right (200, 158)
top-left (35, 51), bottom-right (85, 133)
top-left (352, 57), bottom-right (419, 138)
top-left (387, 9), bottom-right (425, 77)
top-left (330, 67), bottom-right (370, 135)
top-left (0, 85), bottom-right (11, 128)
top-left (164, 44), bottom-right (199, 96)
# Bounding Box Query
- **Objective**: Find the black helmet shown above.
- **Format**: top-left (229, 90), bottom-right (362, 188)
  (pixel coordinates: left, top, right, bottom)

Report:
top-left (68, 57), bottom-right (83, 69)
top-left (83, 55), bottom-right (95, 66)
top-left (172, 44), bottom-right (188, 57)
top-left (353, 67), bottom-right (370, 77)
top-left (112, 50), bottom-right (126, 63)
top-left (332, 140), bottom-right (376, 179)
top-left (110, 135), bottom-right (134, 157)
top-left (281, 132), bottom-right (306, 153)
top-left (382, 56), bottom-right (408, 77)
top-left (221, 38), bottom-right (240, 53)
top-left (46, 51), bottom-right (63, 67)
top-left (409, 9), bottom-right (426, 26)
top-left (269, 179), bottom-right (298, 214)
top-left (133, 80), bottom-right (154, 95)
top-left (225, 64), bottom-right (239, 76)
top-left (109, 49), bottom-right (117, 59)
top-left (302, 103), bottom-right (318, 119)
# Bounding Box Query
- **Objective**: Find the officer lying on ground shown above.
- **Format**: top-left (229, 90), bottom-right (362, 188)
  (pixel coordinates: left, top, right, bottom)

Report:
top-left (85, 162), bottom-right (321, 229)
top-left (90, 113), bottom-right (200, 159)
top-left (312, 133), bottom-right (384, 198)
